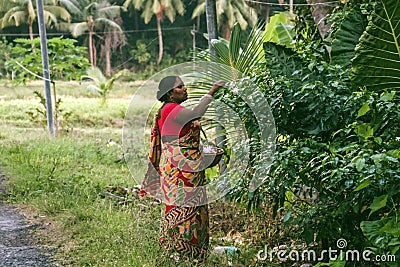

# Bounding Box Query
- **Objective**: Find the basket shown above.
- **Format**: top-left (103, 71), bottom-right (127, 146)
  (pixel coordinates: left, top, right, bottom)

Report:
top-left (203, 146), bottom-right (224, 168)
top-left (201, 128), bottom-right (224, 168)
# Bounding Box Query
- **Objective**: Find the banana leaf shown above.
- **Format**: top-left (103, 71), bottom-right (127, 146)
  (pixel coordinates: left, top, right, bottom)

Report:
top-left (264, 12), bottom-right (295, 48)
top-left (350, 0), bottom-right (400, 91)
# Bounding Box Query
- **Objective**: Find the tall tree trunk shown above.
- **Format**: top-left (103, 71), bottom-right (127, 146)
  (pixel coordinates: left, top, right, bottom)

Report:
top-left (93, 42), bottom-right (97, 67)
top-left (289, 0), bottom-right (293, 14)
top-left (88, 17), bottom-right (95, 66)
top-left (156, 14), bottom-right (163, 65)
top-left (205, 0), bottom-right (218, 57)
top-left (205, 0), bottom-right (226, 172)
top-left (133, 9), bottom-right (139, 31)
top-left (29, 21), bottom-right (35, 51)
top-left (89, 31), bottom-right (94, 66)
top-left (306, 0), bottom-right (333, 39)
top-left (265, 4), bottom-right (270, 23)
top-left (105, 35), bottom-right (111, 76)
top-left (223, 23), bottom-right (231, 40)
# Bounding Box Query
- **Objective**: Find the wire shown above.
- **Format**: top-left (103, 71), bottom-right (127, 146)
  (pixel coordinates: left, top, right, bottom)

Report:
top-left (15, 61), bottom-right (52, 82)
top-left (244, 0), bottom-right (340, 6)
top-left (0, 26), bottom-right (193, 37)
top-left (113, 36), bottom-right (159, 69)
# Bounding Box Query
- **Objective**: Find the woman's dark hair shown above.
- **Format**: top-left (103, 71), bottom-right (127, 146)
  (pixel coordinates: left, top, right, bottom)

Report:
top-left (157, 76), bottom-right (178, 102)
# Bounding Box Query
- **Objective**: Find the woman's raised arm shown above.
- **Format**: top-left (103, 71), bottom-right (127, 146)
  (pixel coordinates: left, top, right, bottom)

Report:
top-left (175, 80), bottom-right (225, 124)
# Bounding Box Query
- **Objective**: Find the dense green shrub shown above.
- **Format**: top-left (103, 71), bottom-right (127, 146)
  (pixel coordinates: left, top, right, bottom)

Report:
top-left (204, 1), bottom-right (399, 265)
top-left (6, 37), bottom-right (90, 83)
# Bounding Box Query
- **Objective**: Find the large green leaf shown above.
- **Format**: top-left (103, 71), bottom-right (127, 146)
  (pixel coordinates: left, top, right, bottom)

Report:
top-left (229, 23), bottom-right (241, 66)
top-left (264, 12), bottom-right (295, 48)
top-left (275, 23), bottom-right (294, 47)
top-left (361, 215), bottom-right (400, 253)
top-left (368, 194), bottom-right (388, 215)
top-left (331, 7), bottom-right (368, 66)
top-left (351, 0), bottom-right (400, 91)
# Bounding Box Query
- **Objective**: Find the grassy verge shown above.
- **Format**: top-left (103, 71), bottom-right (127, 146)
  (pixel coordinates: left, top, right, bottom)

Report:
top-left (0, 81), bottom-right (283, 266)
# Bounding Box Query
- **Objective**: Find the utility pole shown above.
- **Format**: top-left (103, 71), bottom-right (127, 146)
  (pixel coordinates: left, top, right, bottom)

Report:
top-left (36, 0), bottom-right (55, 136)
top-left (205, 0), bottom-right (226, 172)
top-left (205, 0), bottom-right (218, 57)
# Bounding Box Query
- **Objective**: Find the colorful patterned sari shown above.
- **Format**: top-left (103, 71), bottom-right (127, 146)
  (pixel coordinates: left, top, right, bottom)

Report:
top-left (159, 120), bottom-right (209, 261)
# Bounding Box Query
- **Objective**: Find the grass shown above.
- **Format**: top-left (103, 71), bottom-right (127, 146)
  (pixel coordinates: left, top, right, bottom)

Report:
top-left (0, 80), bottom-right (284, 266)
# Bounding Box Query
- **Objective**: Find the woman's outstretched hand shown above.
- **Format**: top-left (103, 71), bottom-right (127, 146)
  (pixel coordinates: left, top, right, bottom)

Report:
top-left (209, 80), bottom-right (226, 96)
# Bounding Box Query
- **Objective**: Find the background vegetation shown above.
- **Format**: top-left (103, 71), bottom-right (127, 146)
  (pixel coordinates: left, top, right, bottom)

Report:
top-left (0, 0), bottom-right (398, 266)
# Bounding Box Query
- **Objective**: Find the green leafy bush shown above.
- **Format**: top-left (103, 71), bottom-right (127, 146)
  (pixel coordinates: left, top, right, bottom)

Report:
top-left (204, 1), bottom-right (399, 264)
top-left (6, 37), bottom-right (90, 83)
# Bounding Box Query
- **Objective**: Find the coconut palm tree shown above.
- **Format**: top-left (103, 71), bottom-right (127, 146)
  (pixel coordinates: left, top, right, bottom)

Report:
top-left (101, 21), bottom-right (126, 76)
top-left (192, 0), bottom-right (258, 40)
top-left (70, 0), bottom-right (123, 68)
top-left (123, 0), bottom-right (185, 65)
top-left (0, 0), bottom-right (72, 44)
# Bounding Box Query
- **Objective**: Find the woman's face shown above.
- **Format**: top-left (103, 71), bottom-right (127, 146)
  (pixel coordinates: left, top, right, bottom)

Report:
top-left (170, 77), bottom-right (188, 103)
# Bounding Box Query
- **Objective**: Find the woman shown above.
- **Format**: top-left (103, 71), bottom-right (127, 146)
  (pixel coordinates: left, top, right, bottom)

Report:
top-left (141, 76), bottom-right (224, 262)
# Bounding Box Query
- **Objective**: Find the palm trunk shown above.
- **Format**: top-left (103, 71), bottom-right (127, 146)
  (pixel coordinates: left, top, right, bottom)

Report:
top-left (223, 23), bottom-right (231, 40)
top-left (105, 35), bottom-right (111, 76)
top-left (133, 9), bottom-right (139, 31)
top-left (89, 30), bottom-right (94, 66)
top-left (29, 22), bottom-right (35, 51)
top-left (265, 4), bottom-right (270, 23)
top-left (93, 41), bottom-right (97, 67)
top-left (88, 17), bottom-right (95, 66)
top-left (156, 14), bottom-right (163, 65)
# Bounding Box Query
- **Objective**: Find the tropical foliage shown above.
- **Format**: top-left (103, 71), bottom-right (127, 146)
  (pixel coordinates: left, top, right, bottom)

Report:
top-left (0, 0), bottom-right (399, 265)
top-left (350, 0), bottom-right (400, 91)
top-left (69, 0), bottom-right (123, 68)
top-left (192, 0), bottom-right (258, 40)
top-left (81, 66), bottom-right (129, 104)
top-left (123, 0), bottom-right (185, 65)
top-left (6, 37), bottom-right (90, 83)
top-left (198, 1), bottom-right (399, 264)
top-left (0, 0), bottom-right (72, 43)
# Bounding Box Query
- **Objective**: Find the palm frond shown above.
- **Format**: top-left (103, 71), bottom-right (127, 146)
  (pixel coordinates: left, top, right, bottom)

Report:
top-left (43, 10), bottom-right (58, 27)
top-left (191, 2), bottom-right (205, 19)
top-left (98, 5), bottom-right (121, 19)
top-left (82, 66), bottom-right (106, 85)
top-left (69, 22), bottom-right (88, 37)
top-left (9, 10), bottom-right (28, 27)
top-left (172, 0), bottom-right (184, 15)
top-left (152, 0), bottom-right (161, 14)
top-left (86, 84), bottom-right (102, 95)
top-left (58, 0), bottom-right (81, 15)
top-left (164, 7), bottom-right (175, 23)
top-left (45, 6), bottom-right (71, 22)
top-left (141, 1), bottom-right (153, 24)
top-left (94, 18), bottom-right (122, 31)
top-left (229, 23), bottom-right (241, 66)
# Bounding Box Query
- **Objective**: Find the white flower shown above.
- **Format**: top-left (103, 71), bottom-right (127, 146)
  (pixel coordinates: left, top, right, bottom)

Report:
top-left (203, 146), bottom-right (215, 153)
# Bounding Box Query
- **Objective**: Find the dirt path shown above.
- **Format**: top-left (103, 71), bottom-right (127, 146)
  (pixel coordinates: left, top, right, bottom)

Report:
top-left (0, 171), bottom-right (54, 267)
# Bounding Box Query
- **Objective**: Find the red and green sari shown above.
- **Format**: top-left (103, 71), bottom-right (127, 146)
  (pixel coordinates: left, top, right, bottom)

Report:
top-left (141, 115), bottom-right (209, 261)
